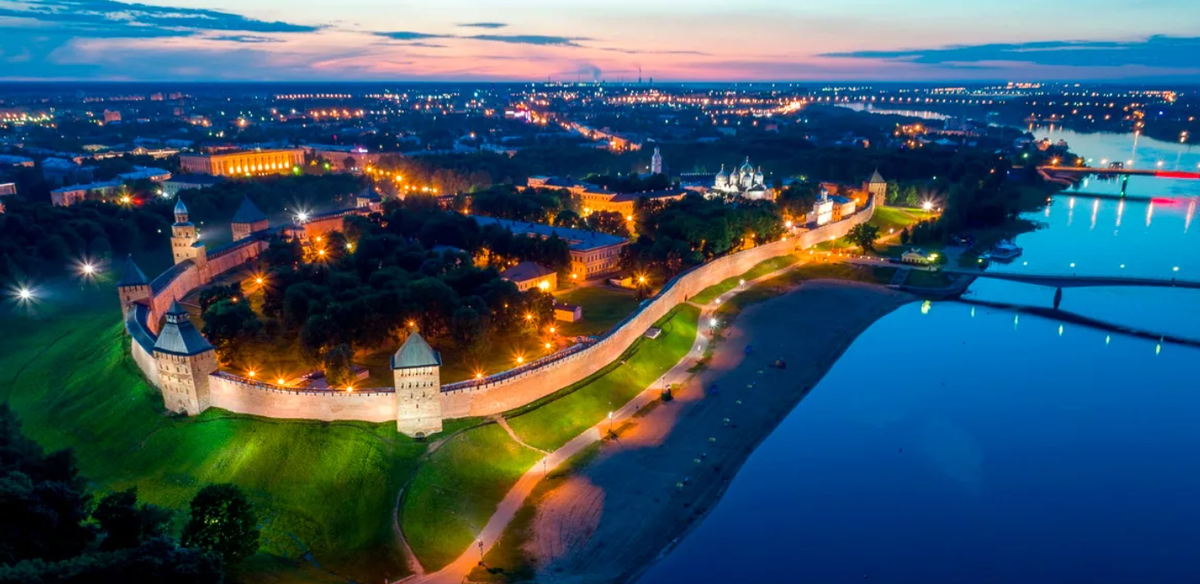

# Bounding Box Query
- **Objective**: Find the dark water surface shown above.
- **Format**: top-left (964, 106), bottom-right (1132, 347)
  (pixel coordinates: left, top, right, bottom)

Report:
top-left (639, 131), bottom-right (1200, 584)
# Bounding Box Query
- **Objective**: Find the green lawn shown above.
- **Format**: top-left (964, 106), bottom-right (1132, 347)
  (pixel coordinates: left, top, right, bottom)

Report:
top-left (690, 253), bottom-right (802, 306)
top-left (0, 290), bottom-right (424, 584)
top-left (553, 285), bottom-right (641, 337)
top-left (869, 205), bottom-right (932, 234)
top-left (507, 304), bottom-right (701, 452)
top-left (399, 423), bottom-right (542, 571)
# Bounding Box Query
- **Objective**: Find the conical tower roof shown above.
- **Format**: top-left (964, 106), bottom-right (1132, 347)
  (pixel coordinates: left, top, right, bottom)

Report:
top-left (391, 332), bottom-right (441, 369)
top-left (116, 254), bottom-right (148, 287)
top-left (869, 168), bottom-right (885, 184)
top-left (174, 198), bottom-right (188, 215)
top-left (154, 301), bottom-right (214, 356)
top-left (231, 196), bottom-right (267, 224)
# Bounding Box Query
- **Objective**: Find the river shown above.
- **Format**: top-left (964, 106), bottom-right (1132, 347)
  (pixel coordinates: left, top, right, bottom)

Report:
top-left (637, 130), bottom-right (1200, 583)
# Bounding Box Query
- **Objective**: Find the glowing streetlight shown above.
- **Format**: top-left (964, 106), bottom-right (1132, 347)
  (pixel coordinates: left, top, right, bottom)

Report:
top-left (255, 277), bottom-right (264, 285)
top-left (516, 355), bottom-right (525, 365)
top-left (81, 263), bottom-right (96, 276)
top-left (524, 313), bottom-right (533, 321)
top-left (922, 200), bottom-right (933, 212)
top-left (709, 317), bottom-right (718, 328)
top-left (247, 370), bottom-right (257, 378)
top-left (296, 212), bottom-right (309, 222)
top-left (544, 342), bottom-right (552, 350)
top-left (17, 287), bottom-right (33, 301)
top-left (276, 378), bottom-right (286, 386)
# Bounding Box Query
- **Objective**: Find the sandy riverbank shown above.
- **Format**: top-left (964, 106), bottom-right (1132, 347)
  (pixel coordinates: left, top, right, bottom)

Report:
top-left (508, 280), bottom-right (911, 584)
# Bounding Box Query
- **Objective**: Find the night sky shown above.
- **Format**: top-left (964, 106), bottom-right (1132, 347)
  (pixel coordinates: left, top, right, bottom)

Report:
top-left (1, 0), bottom-right (1197, 82)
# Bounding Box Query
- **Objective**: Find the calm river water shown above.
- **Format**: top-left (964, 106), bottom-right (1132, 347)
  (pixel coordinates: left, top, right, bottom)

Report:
top-left (638, 129), bottom-right (1200, 584)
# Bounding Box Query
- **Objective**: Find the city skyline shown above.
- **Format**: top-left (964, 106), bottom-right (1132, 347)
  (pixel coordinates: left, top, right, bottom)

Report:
top-left (1, 0), bottom-right (1199, 82)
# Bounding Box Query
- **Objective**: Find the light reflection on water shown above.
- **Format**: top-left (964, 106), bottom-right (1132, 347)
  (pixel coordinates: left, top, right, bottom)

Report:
top-left (638, 303), bottom-right (1200, 584)
top-left (637, 127), bottom-right (1200, 584)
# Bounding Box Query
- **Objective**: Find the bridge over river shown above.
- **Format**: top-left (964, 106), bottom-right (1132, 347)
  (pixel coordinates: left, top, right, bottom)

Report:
top-left (943, 269), bottom-right (1200, 291)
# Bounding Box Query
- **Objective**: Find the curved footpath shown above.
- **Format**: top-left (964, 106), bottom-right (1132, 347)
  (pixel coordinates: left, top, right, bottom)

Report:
top-left (403, 261), bottom-right (911, 584)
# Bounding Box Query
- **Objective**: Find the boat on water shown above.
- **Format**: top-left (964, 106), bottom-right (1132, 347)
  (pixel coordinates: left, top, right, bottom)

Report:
top-left (989, 239), bottom-right (1023, 262)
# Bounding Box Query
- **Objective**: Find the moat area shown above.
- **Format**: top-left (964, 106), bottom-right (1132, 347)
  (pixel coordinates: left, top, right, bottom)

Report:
top-left (639, 135), bottom-right (1200, 583)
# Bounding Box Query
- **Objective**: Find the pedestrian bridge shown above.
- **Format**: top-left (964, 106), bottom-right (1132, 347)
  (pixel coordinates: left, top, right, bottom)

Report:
top-left (944, 269), bottom-right (1200, 290)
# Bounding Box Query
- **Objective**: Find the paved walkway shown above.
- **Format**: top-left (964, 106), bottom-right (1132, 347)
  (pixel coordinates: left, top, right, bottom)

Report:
top-left (399, 261), bottom-right (802, 584)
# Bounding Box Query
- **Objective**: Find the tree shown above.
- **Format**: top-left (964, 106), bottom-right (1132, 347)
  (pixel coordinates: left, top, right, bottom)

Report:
top-left (201, 300), bottom-right (262, 365)
top-left (584, 210), bottom-right (631, 237)
top-left (197, 285), bottom-right (239, 314)
top-left (0, 405), bottom-right (94, 564)
top-left (180, 484), bottom-right (260, 565)
top-left (323, 343), bottom-right (355, 388)
top-left (92, 487), bottom-right (172, 551)
top-left (844, 223), bottom-right (881, 253)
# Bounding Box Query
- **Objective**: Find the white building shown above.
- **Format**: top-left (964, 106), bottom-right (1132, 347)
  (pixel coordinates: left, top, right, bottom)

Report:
top-left (651, 146), bottom-right (663, 175)
top-left (712, 157), bottom-right (771, 200)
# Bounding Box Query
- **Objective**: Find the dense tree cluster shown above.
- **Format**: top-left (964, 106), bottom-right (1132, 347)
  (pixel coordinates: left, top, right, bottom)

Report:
top-left (251, 199), bottom-right (559, 375)
top-left (0, 405), bottom-right (258, 584)
top-left (0, 198), bottom-right (171, 282)
top-left (583, 173), bottom-right (672, 193)
top-left (468, 185), bottom-right (577, 223)
top-left (623, 195), bottom-right (785, 278)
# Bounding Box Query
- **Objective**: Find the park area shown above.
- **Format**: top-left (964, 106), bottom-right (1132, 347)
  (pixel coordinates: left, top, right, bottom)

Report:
top-left (0, 277), bottom-right (706, 582)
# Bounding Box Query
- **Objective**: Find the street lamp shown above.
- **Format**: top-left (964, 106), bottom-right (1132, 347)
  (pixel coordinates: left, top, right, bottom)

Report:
top-left (16, 287), bottom-right (32, 301)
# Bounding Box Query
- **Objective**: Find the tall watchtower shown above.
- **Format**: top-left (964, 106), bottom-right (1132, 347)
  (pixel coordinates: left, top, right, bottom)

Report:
top-left (115, 254), bottom-right (150, 315)
top-left (171, 198), bottom-right (199, 265)
top-left (230, 195), bottom-right (269, 242)
top-left (391, 332), bottom-right (443, 437)
top-left (867, 169), bottom-right (887, 203)
top-left (152, 301), bottom-right (218, 415)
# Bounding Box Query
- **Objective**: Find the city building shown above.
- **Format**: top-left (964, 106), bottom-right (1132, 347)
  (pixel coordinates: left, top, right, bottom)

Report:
top-left (302, 144), bottom-right (380, 171)
top-left (162, 175), bottom-right (223, 197)
top-left (579, 187), bottom-right (689, 218)
top-left (102, 110), bottom-right (122, 124)
top-left (501, 262), bottom-right (558, 292)
top-left (471, 216), bottom-right (629, 281)
top-left (42, 157), bottom-right (93, 185)
top-left (50, 181), bottom-right (120, 206)
top-left (0, 182), bottom-right (14, 214)
top-left (811, 193), bottom-right (835, 226)
top-left (179, 149), bottom-right (304, 177)
top-left (0, 155), bottom-right (34, 167)
top-left (712, 157), bottom-right (772, 200)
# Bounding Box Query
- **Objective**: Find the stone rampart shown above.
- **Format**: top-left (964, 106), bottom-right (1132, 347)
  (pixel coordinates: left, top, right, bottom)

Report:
top-left (438, 196), bottom-right (876, 418)
top-left (208, 373), bottom-right (395, 423)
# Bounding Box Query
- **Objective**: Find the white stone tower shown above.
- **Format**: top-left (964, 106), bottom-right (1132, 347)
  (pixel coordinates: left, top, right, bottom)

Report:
top-left (651, 146), bottom-right (663, 175)
top-left (115, 254), bottom-right (150, 315)
top-left (153, 301), bottom-right (218, 415)
top-left (171, 198), bottom-right (199, 265)
top-left (391, 332), bottom-right (443, 438)
top-left (867, 169), bottom-right (887, 202)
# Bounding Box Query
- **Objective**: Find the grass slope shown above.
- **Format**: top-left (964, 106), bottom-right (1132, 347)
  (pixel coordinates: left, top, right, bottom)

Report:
top-left (0, 298), bottom-right (421, 584)
top-left (554, 286), bottom-right (640, 337)
top-left (400, 423), bottom-right (542, 571)
top-left (690, 254), bottom-right (801, 306)
top-left (507, 304), bottom-right (701, 452)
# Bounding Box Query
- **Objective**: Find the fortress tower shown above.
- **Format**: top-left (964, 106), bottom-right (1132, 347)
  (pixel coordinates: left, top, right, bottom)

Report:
top-left (171, 199), bottom-right (199, 265)
top-left (867, 169), bottom-right (887, 202)
top-left (391, 332), bottom-right (443, 437)
top-left (230, 195), bottom-right (269, 242)
top-left (651, 146), bottom-right (663, 175)
top-left (115, 254), bottom-right (150, 315)
top-left (357, 185), bottom-right (383, 214)
top-left (153, 301), bottom-right (218, 415)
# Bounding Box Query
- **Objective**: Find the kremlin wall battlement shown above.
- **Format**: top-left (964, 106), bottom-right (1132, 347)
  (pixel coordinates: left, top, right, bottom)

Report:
top-left (122, 193), bottom-right (874, 435)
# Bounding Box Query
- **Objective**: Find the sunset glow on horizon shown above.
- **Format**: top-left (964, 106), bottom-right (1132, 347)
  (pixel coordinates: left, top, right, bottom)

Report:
top-left (0, 0), bottom-right (1198, 81)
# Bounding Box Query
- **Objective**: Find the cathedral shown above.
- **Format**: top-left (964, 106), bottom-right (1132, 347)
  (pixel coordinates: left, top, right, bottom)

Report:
top-left (712, 157), bottom-right (771, 200)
